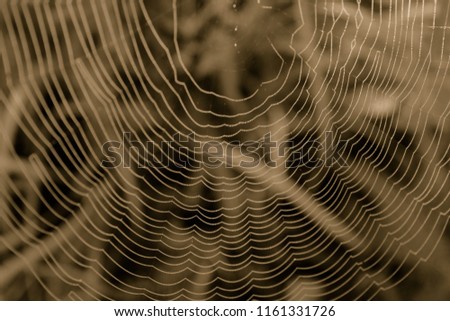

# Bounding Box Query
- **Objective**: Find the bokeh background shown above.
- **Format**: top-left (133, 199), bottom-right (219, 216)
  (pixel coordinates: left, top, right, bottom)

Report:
top-left (1, 0), bottom-right (450, 300)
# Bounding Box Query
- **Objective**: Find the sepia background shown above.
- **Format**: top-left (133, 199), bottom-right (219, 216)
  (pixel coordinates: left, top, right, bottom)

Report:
top-left (1, 0), bottom-right (450, 300)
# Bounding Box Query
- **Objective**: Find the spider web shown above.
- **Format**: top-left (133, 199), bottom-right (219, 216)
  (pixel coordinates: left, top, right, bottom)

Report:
top-left (1, 0), bottom-right (450, 300)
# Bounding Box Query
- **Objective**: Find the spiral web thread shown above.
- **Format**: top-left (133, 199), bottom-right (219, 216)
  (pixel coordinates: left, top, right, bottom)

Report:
top-left (1, 0), bottom-right (450, 300)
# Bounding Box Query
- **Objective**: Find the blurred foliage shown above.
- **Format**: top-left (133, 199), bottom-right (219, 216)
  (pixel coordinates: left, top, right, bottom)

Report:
top-left (1, 0), bottom-right (450, 300)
